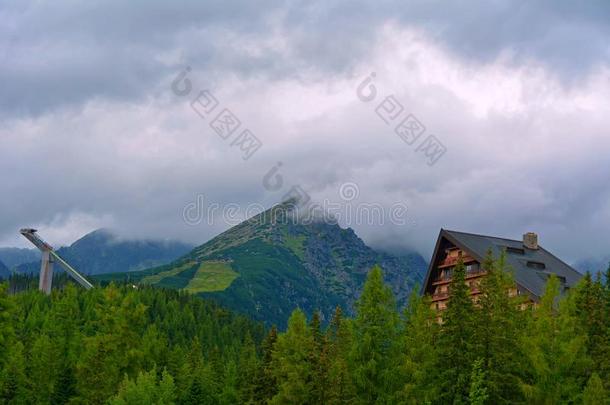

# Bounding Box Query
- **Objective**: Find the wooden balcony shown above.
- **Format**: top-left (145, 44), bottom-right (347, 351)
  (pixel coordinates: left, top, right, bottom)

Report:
top-left (432, 270), bottom-right (487, 286)
top-left (431, 292), bottom-right (449, 302)
top-left (438, 254), bottom-right (476, 269)
top-left (432, 286), bottom-right (484, 302)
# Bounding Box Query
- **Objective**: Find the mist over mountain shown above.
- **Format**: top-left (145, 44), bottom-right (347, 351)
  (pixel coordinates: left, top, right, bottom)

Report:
top-left (15, 229), bottom-right (194, 276)
top-left (0, 247), bottom-right (40, 269)
top-left (98, 201), bottom-right (427, 326)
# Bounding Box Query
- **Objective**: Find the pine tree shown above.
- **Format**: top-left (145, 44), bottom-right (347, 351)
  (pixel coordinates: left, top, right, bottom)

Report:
top-left (76, 334), bottom-right (123, 403)
top-left (575, 272), bottom-right (609, 382)
top-left (220, 360), bottom-right (239, 405)
top-left (350, 265), bottom-right (401, 403)
top-left (108, 367), bottom-right (176, 405)
top-left (400, 287), bottom-right (439, 403)
top-left (28, 334), bottom-right (59, 403)
top-left (309, 310), bottom-right (331, 404)
top-left (468, 358), bottom-right (488, 405)
top-left (237, 333), bottom-right (259, 404)
top-left (0, 342), bottom-right (28, 404)
top-left (604, 263), bottom-right (610, 390)
top-left (270, 309), bottom-right (314, 404)
top-left (521, 275), bottom-right (590, 404)
top-left (186, 375), bottom-right (205, 404)
top-left (310, 311), bottom-right (323, 350)
top-left (435, 257), bottom-right (476, 405)
top-left (0, 285), bottom-right (15, 369)
top-left (166, 346), bottom-right (190, 404)
top-left (51, 355), bottom-right (76, 405)
top-left (475, 250), bottom-right (525, 403)
top-left (158, 370), bottom-right (177, 404)
top-left (187, 364), bottom-right (218, 405)
top-left (254, 325), bottom-right (278, 402)
top-left (326, 306), bottom-right (355, 404)
top-left (582, 372), bottom-right (607, 405)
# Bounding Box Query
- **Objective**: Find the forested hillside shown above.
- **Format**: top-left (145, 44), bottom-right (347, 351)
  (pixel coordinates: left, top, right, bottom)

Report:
top-left (1, 254), bottom-right (609, 404)
top-left (0, 280), bottom-right (265, 404)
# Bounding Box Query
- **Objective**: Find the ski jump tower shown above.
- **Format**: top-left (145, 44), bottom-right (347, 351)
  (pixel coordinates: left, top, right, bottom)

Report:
top-left (20, 228), bottom-right (93, 294)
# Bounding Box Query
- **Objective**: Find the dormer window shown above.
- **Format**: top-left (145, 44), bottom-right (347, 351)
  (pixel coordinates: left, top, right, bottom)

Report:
top-left (506, 246), bottom-right (525, 255)
top-left (526, 261), bottom-right (546, 270)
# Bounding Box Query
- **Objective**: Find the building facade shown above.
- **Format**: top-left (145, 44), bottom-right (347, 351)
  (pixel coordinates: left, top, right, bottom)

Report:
top-left (423, 229), bottom-right (583, 311)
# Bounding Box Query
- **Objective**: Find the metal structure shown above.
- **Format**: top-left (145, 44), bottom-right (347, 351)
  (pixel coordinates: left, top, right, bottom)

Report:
top-left (20, 228), bottom-right (93, 294)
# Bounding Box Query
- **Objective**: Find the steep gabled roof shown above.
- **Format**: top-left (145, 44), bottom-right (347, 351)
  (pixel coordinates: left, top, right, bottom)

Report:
top-left (423, 229), bottom-right (583, 299)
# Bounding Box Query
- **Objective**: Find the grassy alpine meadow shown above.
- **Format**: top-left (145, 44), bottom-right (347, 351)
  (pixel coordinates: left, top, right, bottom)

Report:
top-left (184, 261), bottom-right (240, 293)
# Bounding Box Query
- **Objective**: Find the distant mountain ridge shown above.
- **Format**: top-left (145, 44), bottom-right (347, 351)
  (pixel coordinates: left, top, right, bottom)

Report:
top-left (99, 201), bottom-right (427, 327)
top-left (0, 259), bottom-right (9, 279)
top-left (15, 229), bottom-right (194, 276)
top-left (0, 247), bottom-right (40, 269)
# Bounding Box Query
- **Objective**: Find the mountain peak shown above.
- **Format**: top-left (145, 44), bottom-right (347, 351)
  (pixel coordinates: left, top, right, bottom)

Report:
top-left (102, 201), bottom-right (427, 327)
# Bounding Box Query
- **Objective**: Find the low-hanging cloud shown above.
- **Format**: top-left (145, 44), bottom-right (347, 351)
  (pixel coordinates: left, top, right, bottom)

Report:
top-left (1, 1), bottom-right (610, 264)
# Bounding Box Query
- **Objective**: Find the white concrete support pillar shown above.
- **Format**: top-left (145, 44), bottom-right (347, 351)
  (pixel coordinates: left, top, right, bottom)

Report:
top-left (39, 250), bottom-right (54, 294)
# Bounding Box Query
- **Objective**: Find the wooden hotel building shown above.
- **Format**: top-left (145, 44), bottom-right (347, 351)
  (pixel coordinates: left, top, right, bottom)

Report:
top-left (422, 229), bottom-right (583, 311)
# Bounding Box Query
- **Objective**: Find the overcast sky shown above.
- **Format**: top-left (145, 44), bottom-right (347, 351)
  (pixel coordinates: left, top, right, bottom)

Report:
top-left (1, 1), bottom-right (610, 263)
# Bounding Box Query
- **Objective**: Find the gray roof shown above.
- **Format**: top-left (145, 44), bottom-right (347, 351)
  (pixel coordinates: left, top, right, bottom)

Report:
top-left (425, 229), bottom-right (583, 300)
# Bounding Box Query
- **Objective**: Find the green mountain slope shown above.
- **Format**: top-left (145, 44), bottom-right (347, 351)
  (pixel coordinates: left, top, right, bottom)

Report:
top-left (98, 202), bottom-right (426, 326)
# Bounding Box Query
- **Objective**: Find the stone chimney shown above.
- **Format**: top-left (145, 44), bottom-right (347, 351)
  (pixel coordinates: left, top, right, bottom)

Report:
top-left (523, 232), bottom-right (538, 250)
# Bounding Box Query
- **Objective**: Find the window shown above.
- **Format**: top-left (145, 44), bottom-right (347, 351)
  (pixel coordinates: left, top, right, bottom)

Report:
top-left (465, 263), bottom-right (480, 274)
top-left (506, 246), bottom-right (525, 255)
top-left (526, 261), bottom-right (546, 270)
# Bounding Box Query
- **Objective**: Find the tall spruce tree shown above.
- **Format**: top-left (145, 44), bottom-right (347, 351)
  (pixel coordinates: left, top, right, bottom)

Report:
top-left (475, 250), bottom-right (525, 403)
top-left (220, 360), bottom-right (240, 405)
top-left (254, 325), bottom-right (278, 403)
top-left (108, 367), bottom-right (176, 405)
top-left (468, 358), bottom-right (489, 405)
top-left (350, 265), bottom-right (401, 404)
top-left (237, 333), bottom-right (259, 404)
top-left (400, 287), bottom-right (439, 403)
top-left (604, 263), bottom-right (610, 391)
top-left (270, 309), bottom-right (314, 404)
top-left (28, 334), bottom-right (58, 403)
top-left (51, 354), bottom-right (76, 405)
top-left (0, 285), bottom-right (15, 370)
top-left (434, 257), bottom-right (476, 405)
top-left (0, 342), bottom-right (28, 405)
top-left (309, 311), bottom-right (330, 404)
top-left (582, 372), bottom-right (607, 405)
top-left (575, 272), bottom-right (609, 384)
top-left (521, 275), bottom-right (590, 404)
top-left (325, 306), bottom-right (355, 404)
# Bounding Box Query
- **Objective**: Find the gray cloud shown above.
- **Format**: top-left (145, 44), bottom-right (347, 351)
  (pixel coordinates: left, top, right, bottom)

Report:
top-left (1, 0), bottom-right (610, 265)
top-left (3, 1), bottom-right (610, 117)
